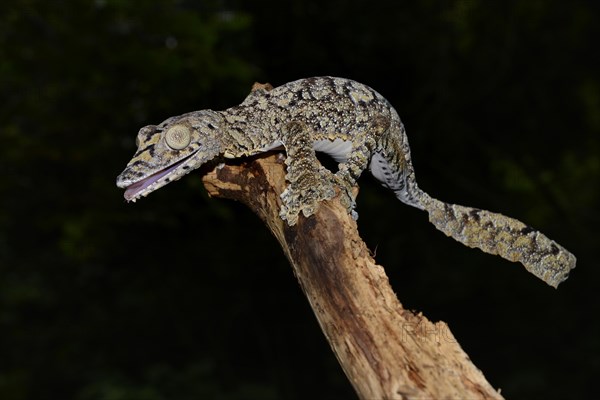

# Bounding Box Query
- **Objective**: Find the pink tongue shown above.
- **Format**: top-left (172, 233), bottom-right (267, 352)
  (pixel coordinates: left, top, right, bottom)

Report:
top-left (124, 162), bottom-right (182, 200)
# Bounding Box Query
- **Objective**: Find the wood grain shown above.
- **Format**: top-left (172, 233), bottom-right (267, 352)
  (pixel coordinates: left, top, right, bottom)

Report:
top-left (202, 154), bottom-right (503, 400)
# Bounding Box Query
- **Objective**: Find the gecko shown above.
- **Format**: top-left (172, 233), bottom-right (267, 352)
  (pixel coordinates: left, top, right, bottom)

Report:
top-left (116, 76), bottom-right (576, 287)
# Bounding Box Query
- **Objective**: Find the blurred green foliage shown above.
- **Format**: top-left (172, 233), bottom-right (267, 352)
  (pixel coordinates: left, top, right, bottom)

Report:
top-left (1, 0), bottom-right (598, 399)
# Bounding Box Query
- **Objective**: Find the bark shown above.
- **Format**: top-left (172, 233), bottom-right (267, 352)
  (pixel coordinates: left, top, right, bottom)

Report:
top-left (202, 154), bottom-right (503, 400)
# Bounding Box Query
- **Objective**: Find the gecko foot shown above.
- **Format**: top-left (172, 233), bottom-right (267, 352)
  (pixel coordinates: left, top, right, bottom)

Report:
top-left (280, 168), bottom-right (359, 225)
top-left (332, 173), bottom-right (359, 220)
top-left (280, 167), bottom-right (338, 226)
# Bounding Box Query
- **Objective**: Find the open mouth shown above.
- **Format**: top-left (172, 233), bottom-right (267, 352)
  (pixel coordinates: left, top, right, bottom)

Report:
top-left (124, 154), bottom-right (193, 201)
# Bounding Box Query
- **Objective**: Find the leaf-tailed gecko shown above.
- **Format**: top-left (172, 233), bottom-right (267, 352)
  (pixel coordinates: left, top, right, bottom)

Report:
top-left (116, 77), bottom-right (576, 287)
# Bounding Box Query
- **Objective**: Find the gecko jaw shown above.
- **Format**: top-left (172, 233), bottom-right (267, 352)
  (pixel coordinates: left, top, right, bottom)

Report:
top-left (120, 152), bottom-right (196, 201)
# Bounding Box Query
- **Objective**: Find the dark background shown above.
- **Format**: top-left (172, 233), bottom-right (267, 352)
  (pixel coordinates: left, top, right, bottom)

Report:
top-left (1, 1), bottom-right (598, 399)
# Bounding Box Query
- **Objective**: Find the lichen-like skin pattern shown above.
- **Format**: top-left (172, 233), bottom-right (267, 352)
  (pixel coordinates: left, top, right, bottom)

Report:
top-left (116, 77), bottom-right (576, 287)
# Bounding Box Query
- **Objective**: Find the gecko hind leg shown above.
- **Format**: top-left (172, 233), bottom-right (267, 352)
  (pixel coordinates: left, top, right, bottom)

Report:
top-left (332, 141), bottom-right (377, 221)
top-left (329, 118), bottom-right (385, 220)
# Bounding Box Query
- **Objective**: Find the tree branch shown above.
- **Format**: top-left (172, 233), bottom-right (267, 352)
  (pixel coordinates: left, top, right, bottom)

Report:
top-left (202, 154), bottom-right (503, 400)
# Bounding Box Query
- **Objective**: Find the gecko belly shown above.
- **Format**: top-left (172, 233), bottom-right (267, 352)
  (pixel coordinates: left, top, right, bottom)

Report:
top-left (313, 138), bottom-right (352, 163)
top-left (259, 138), bottom-right (352, 162)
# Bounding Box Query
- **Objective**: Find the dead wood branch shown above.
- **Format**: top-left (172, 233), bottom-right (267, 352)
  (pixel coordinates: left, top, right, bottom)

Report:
top-left (202, 154), bottom-right (503, 400)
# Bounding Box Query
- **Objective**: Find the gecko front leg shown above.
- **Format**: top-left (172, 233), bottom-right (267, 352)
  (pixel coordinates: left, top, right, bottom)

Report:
top-left (279, 122), bottom-right (345, 225)
top-left (279, 118), bottom-right (382, 225)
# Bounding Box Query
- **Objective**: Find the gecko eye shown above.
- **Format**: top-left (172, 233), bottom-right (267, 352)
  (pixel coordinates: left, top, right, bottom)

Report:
top-left (165, 125), bottom-right (191, 150)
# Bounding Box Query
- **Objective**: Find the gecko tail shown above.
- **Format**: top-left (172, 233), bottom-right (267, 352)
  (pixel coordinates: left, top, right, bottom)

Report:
top-left (417, 193), bottom-right (576, 288)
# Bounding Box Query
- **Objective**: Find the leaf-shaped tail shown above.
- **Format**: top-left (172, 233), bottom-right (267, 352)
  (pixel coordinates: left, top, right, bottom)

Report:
top-left (420, 194), bottom-right (576, 288)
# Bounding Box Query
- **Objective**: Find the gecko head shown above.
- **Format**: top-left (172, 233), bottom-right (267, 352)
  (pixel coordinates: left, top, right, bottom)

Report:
top-left (116, 110), bottom-right (224, 201)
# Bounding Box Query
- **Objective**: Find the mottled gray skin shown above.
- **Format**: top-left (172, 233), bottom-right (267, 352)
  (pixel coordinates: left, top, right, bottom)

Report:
top-left (117, 77), bottom-right (575, 287)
